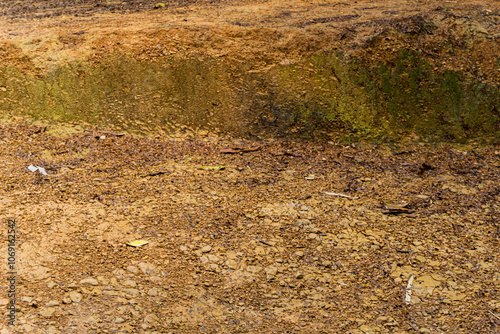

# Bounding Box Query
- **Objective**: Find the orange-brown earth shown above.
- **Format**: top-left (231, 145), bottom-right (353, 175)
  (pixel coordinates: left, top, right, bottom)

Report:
top-left (1, 1), bottom-right (500, 333)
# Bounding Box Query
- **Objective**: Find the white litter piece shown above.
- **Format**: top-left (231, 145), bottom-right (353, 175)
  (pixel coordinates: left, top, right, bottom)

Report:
top-left (28, 165), bottom-right (48, 176)
top-left (405, 275), bottom-right (414, 305)
top-left (324, 192), bottom-right (358, 199)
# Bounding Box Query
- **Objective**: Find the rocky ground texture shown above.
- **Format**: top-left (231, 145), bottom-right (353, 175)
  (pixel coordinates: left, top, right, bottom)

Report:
top-left (0, 122), bottom-right (498, 333)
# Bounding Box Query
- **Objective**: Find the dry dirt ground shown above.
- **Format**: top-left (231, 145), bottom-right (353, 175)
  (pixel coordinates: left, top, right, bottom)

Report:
top-left (0, 122), bottom-right (499, 334)
top-left (0, 1), bottom-right (500, 334)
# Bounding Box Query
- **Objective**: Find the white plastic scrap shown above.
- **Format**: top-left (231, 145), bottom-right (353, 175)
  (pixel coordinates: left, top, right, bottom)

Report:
top-left (28, 165), bottom-right (48, 176)
top-left (405, 275), bottom-right (414, 305)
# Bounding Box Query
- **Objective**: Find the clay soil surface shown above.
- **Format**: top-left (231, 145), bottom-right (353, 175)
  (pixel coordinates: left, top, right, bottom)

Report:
top-left (1, 1), bottom-right (500, 334)
top-left (0, 122), bottom-right (499, 333)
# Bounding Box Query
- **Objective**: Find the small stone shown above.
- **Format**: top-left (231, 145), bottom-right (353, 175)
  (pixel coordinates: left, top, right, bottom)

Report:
top-left (265, 266), bottom-right (278, 280)
top-left (246, 266), bottom-right (263, 274)
top-left (295, 273), bottom-right (304, 279)
top-left (47, 326), bottom-right (59, 334)
top-left (144, 313), bottom-right (159, 324)
top-left (97, 276), bottom-right (109, 285)
top-left (148, 288), bottom-right (158, 297)
top-left (62, 297), bottom-right (72, 304)
top-left (127, 266), bottom-right (139, 274)
top-left (138, 262), bottom-right (157, 275)
top-left (294, 251), bottom-right (304, 258)
top-left (79, 278), bottom-right (99, 286)
top-left (21, 296), bottom-right (33, 304)
top-left (254, 246), bottom-right (266, 255)
top-left (225, 259), bottom-right (238, 270)
top-left (47, 282), bottom-right (58, 289)
top-left (226, 251), bottom-right (237, 259)
top-left (40, 307), bottom-right (55, 318)
top-left (207, 263), bottom-right (219, 272)
top-left (46, 300), bottom-right (60, 307)
top-left (207, 254), bottom-right (220, 262)
top-left (115, 317), bottom-right (125, 324)
top-left (179, 245), bottom-right (188, 252)
top-left (69, 291), bottom-right (82, 303)
top-left (114, 269), bottom-right (126, 276)
top-left (419, 328), bottom-right (431, 333)
top-left (123, 289), bottom-right (140, 299)
top-left (200, 256), bottom-right (209, 264)
top-left (321, 260), bottom-right (332, 268)
top-left (201, 245), bottom-right (212, 253)
top-left (122, 280), bottom-right (137, 288)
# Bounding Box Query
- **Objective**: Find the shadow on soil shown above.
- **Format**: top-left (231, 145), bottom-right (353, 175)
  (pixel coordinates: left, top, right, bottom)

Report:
top-left (0, 49), bottom-right (498, 142)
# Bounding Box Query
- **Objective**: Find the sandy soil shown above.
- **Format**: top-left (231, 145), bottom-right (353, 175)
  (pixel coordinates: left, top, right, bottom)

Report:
top-left (0, 122), bottom-right (499, 333)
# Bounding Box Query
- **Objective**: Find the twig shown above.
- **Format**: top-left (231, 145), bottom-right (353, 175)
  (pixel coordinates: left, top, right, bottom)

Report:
top-left (489, 310), bottom-right (500, 321)
top-left (324, 192), bottom-right (358, 199)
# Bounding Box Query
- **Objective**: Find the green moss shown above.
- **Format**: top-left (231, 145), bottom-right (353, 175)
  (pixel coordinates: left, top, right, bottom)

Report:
top-left (0, 50), bottom-right (498, 142)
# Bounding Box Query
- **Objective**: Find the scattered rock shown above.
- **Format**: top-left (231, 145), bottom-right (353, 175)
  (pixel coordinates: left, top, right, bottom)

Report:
top-left (201, 245), bottom-right (212, 253)
top-left (122, 280), bottom-right (137, 287)
top-left (47, 282), bottom-right (58, 289)
top-left (127, 266), bottom-right (139, 274)
top-left (207, 254), bottom-right (220, 262)
top-left (123, 288), bottom-right (140, 299)
top-left (79, 278), bottom-right (99, 286)
top-left (225, 259), bottom-right (238, 270)
top-left (69, 291), bottom-right (82, 303)
top-left (138, 262), bottom-right (157, 275)
top-left (40, 307), bottom-right (56, 318)
top-left (247, 265), bottom-right (263, 274)
top-left (144, 313), bottom-right (159, 324)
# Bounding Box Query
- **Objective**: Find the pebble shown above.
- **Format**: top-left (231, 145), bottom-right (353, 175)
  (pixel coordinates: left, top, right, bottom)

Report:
top-left (46, 300), bottom-right (60, 307)
top-left (115, 317), bottom-right (125, 324)
top-left (40, 307), bottom-right (55, 318)
top-left (207, 263), bottom-right (219, 272)
top-left (138, 262), bottom-right (157, 275)
top-left (207, 254), bottom-right (220, 262)
top-left (148, 288), bottom-right (158, 297)
top-left (247, 266), bottom-right (263, 274)
top-left (69, 291), bottom-right (82, 303)
top-left (225, 259), bottom-right (238, 270)
top-left (122, 280), bottom-right (137, 287)
top-left (201, 245), bottom-right (212, 253)
top-left (144, 314), bottom-right (159, 324)
top-left (127, 266), bottom-right (139, 274)
top-left (123, 288), bottom-right (140, 298)
top-left (47, 282), bottom-right (58, 289)
top-left (21, 296), bottom-right (33, 304)
top-left (79, 278), bottom-right (99, 286)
